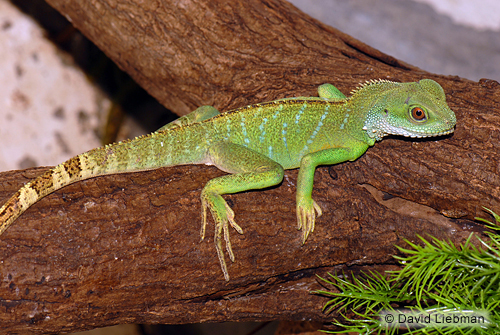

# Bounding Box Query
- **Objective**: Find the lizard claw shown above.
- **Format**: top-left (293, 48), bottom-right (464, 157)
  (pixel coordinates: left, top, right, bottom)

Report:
top-left (297, 198), bottom-right (322, 243)
top-left (220, 202), bottom-right (243, 262)
top-left (200, 193), bottom-right (244, 281)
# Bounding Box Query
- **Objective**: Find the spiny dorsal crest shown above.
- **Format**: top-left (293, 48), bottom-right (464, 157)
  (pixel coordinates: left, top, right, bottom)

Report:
top-left (349, 79), bottom-right (399, 96)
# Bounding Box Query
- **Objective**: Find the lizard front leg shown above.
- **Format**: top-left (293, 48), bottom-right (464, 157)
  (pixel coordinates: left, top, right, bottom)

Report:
top-left (296, 142), bottom-right (369, 243)
top-left (317, 83), bottom-right (347, 101)
top-left (201, 142), bottom-right (284, 280)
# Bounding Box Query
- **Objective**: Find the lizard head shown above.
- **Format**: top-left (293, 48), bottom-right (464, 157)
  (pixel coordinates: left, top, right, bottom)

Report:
top-left (360, 79), bottom-right (457, 141)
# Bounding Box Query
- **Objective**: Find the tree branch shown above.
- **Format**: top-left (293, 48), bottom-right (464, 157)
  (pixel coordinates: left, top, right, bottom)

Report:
top-left (0, 0), bottom-right (499, 333)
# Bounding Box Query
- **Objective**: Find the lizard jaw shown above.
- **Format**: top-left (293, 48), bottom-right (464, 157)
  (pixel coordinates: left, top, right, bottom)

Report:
top-left (384, 125), bottom-right (455, 139)
top-left (364, 122), bottom-right (455, 141)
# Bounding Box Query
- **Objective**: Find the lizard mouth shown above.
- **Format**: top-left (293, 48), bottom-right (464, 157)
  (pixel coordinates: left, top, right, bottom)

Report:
top-left (382, 122), bottom-right (456, 138)
top-left (401, 128), bottom-right (455, 138)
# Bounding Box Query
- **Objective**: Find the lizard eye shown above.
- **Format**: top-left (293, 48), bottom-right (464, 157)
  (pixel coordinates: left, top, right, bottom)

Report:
top-left (410, 107), bottom-right (427, 122)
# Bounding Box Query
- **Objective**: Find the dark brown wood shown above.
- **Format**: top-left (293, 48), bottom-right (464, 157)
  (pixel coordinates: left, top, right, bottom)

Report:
top-left (0, 0), bottom-right (499, 333)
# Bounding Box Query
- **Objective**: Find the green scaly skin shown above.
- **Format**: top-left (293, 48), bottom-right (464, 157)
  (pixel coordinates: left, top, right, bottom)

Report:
top-left (0, 79), bottom-right (457, 280)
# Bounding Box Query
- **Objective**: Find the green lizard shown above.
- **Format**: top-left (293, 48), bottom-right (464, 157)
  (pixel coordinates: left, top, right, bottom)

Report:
top-left (0, 79), bottom-right (456, 280)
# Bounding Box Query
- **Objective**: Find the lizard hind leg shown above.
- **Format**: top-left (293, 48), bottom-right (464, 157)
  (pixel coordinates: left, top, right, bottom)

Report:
top-left (200, 142), bottom-right (285, 280)
top-left (156, 106), bottom-right (220, 132)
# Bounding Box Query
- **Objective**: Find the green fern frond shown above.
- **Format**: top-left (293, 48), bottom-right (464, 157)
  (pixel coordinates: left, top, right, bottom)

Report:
top-left (315, 208), bottom-right (500, 334)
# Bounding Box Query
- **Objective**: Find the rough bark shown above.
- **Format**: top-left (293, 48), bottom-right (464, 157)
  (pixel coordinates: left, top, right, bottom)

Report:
top-left (0, 0), bottom-right (499, 333)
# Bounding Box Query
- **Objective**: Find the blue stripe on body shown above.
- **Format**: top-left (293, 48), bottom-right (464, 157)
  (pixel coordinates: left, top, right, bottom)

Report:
top-left (295, 103), bottom-right (308, 132)
top-left (258, 115), bottom-right (268, 143)
top-left (299, 104), bottom-right (330, 157)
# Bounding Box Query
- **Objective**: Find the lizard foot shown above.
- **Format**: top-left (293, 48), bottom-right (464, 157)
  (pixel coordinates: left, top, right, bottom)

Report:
top-left (201, 192), bottom-right (243, 281)
top-left (296, 197), bottom-right (322, 243)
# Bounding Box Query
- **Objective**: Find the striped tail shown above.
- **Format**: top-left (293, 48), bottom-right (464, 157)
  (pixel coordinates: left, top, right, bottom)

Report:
top-left (0, 155), bottom-right (89, 235)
